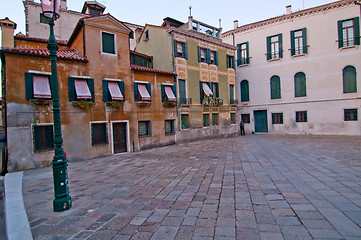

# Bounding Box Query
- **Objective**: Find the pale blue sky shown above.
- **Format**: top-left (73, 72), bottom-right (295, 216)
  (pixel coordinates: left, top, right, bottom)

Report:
top-left (1, 0), bottom-right (336, 36)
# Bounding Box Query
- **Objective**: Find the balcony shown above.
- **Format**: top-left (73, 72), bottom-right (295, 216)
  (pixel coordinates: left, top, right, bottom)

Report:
top-left (202, 96), bottom-right (224, 107)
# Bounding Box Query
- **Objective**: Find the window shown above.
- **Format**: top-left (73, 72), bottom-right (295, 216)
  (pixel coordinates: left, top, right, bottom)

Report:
top-left (267, 34), bottom-right (283, 60)
top-left (200, 82), bottom-right (213, 103)
top-left (103, 80), bottom-right (124, 102)
top-left (212, 113), bottom-right (219, 126)
top-left (90, 8), bottom-right (101, 16)
top-left (294, 72), bottom-right (306, 97)
top-left (102, 32), bottom-right (115, 54)
top-left (130, 54), bottom-right (151, 68)
top-left (210, 51), bottom-right (218, 65)
top-left (198, 47), bottom-right (207, 63)
top-left (91, 122), bottom-right (108, 146)
top-left (33, 125), bottom-right (54, 151)
top-left (134, 82), bottom-right (151, 101)
top-left (296, 111), bottom-right (307, 122)
top-left (144, 30), bottom-right (149, 40)
top-left (203, 114), bottom-right (210, 127)
top-left (174, 40), bottom-right (188, 59)
top-left (139, 120), bottom-right (151, 137)
top-left (181, 114), bottom-right (189, 129)
top-left (338, 17), bottom-right (360, 48)
top-left (161, 84), bottom-right (176, 102)
top-left (344, 109), bottom-right (358, 121)
top-left (178, 79), bottom-right (188, 104)
top-left (230, 113), bottom-right (236, 124)
top-left (270, 75), bottom-right (281, 99)
top-left (241, 114), bottom-right (250, 123)
top-left (129, 31), bottom-right (134, 39)
top-left (25, 73), bottom-right (52, 100)
top-left (240, 80), bottom-right (249, 102)
top-left (212, 83), bottom-right (219, 98)
top-left (272, 113), bottom-right (283, 124)
top-left (165, 120), bottom-right (175, 134)
top-left (229, 84), bottom-right (235, 104)
top-left (291, 28), bottom-right (307, 56)
top-left (343, 66), bottom-right (357, 93)
top-left (237, 42), bottom-right (249, 65)
top-left (226, 55), bottom-right (235, 69)
top-left (68, 77), bottom-right (94, 102)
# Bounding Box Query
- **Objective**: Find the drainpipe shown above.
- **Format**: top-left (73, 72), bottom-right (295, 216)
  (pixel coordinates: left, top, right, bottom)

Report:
top-left (1, 53), bottom-right (8, 175)
top-left (171, 31), bottom-right (179, 123)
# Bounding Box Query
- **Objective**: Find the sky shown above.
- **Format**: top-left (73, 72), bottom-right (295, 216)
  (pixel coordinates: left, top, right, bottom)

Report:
top-left (1, 0), bottom-right (337, 35)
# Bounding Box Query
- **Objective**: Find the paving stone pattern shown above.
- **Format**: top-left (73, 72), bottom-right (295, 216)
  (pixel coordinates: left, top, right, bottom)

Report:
top-left (22, 134), bottom-right (361, 239)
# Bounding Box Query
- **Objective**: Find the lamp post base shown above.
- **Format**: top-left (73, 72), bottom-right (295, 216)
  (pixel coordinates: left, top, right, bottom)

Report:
top-left (53, 196), bottom-right (72, 212)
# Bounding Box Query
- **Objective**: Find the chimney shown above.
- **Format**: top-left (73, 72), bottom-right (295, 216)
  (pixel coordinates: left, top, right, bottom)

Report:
top-left (286, 5), bottom-right (292, 14)
top-left (234, 20), bottom-right (238, 29)
top-left (60, 0), bottom-right (67, 10)
top-left (0, 17), bottom-right (17, 48)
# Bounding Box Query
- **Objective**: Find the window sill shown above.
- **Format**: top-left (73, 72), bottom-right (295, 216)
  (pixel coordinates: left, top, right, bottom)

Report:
top-left (237, 64), bottom-right (249, 68)
top-left (292, 53), bottom-right (307, 58)
top-left (101, 52), bottom-right (117, 56)
top-left (34, 149), bottom-right (54, 153)
top-left (268, 58), bottom-right (281, 62)
top-left (136, 101), bottom-right (151, 107)
top-left (139, 135), bottom-right (151, 138)
top-left (340, 45), bottom-right (358, 50)
top-left (91, 143), bottom-right (108, 147)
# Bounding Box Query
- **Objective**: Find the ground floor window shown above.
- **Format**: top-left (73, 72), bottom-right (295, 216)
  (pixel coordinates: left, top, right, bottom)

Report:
top-left (139, 120), bottom-right (151, 137)
top-left (203, 114), bottom-right (210, 127)
top-left (91, 122), bottom-right (108, 146)
top-left (344, 109), bottom-right (358, 121)
top-left (272, 113), bottom-right (283, 124)
top-left (165, 119), bottom-right (175, 134)
top-left (230, 113), bottom-right (236, 124)
top-left (212, 113), bottom-right (219, 126)
top-left (181, 114), bottom-right (189, 129)
top-left (33, 125), bottom-right (54, 151)
top-left (296, 111), bottom-right (307, 122)
top-left (241, 114), bottom-right (250, 123)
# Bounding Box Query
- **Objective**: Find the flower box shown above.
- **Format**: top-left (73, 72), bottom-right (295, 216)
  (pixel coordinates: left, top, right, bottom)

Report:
top-left (72, 100), bottom-right (93, 110)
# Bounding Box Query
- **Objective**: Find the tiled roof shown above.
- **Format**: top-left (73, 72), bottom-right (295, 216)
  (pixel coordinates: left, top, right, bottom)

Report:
top-left (14, 35), bottom-right (68, 46)
top-left (131, 64), bottom-right (176, 76)
top-left (1, 48), bottom-right (88, 62)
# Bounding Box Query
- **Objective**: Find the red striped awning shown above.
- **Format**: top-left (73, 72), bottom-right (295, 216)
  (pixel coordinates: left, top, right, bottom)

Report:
top-left (138, 84), bottom-right (151, 101)
top-left (33, 75), bottom-right (51, 99)
top-left (165, 86), bottom-right (176, 101)
top-left (75, 79), bottom-right (92, 99)
top-left (108, 81), bottom-right (123, 100)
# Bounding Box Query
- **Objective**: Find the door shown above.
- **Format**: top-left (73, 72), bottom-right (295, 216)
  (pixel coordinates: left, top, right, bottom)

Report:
top-left (113, 122), bottom-right (127, 153)
top-left (254, 110), bottom-right (268, 132)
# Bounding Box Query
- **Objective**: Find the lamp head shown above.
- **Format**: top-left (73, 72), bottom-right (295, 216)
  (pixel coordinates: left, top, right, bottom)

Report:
top-left (41, 0), bottom-right (60, 20)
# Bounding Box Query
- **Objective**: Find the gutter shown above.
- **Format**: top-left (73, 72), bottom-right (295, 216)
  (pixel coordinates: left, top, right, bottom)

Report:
top-left (0, 52), bottom-right (8, 176)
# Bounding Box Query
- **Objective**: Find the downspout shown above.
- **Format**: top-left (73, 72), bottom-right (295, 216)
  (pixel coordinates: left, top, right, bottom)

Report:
top-left (1, 53), bottom-right (8, 175)
top-left (171, 31), bottom-right (179, 119)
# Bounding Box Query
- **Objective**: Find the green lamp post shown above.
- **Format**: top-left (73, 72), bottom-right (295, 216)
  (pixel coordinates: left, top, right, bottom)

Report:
top-left (41, 0), bottom-right (71, 212)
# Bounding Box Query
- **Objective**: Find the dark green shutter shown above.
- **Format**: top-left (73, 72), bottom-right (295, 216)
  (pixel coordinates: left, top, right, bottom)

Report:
top-left (232, 56), bottom-right (235, 69)
top-left (119, 81), bottom-right (125, 102)
top-left (266, 36), bottom-right (271, 60)
top-left (198, 46), bottom-right (201, 62)
top-left (178, 80), bottom-right (186, 101)
top-left (200, 81), bottom-right (204, 103)
top-left (290, 30), bottom-right (295, 56)
top-left (354, 17), bottom-right (360, 45)
top-left (245, 42), bottom-right (249, 64)
top-left (146, 83), bottom-right (151, 99)
top-left (87, 79), bottom-right (95, 102)
top-left (161, 84), bottom-right (165, 102)
top-left (134, 82), bottom-right (139, 101)
top-left (214, 51), bottom-right (218, 66)
top-left (230, 84), bottom-right (234, 102)
top-left (241, 80), bottom-right (249, 102)
top-left (270, 76), bottom-right (281, 99)
top-left (102, 32), bottom-right (115, 54)
top-left (171, 84), bottom-right (177, 98)
top-left (206, 49), bottom-right (211, 64)
top-left (278, 34), bottom-right (283, 58)
top-left (343, 66), bottom-right (357, 93)
top-left (68, 77), bottom-right (76, 101)
top-left (338, 20), bottom-right (343, 48)
top-left (237, 44), bottom-right (241, 66)
top-left (214, 83), bottom-right (219, 97)
top-left (102, 80), bottom-right (109, 102)
top-left (295, 72), bottom-right (306, 97)
top-left (25, 72), bottom-right (34, 100)
top-left (304, 112), bottom-right (307, 122)
top-left (174, 40), bottom-right (177, 57)
top-left (183, 42), bottom-right (188, 59)
top-left (302, 28), bottom-right (308, 53)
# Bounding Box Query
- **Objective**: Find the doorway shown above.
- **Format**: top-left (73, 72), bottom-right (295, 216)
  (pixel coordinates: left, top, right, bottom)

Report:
top-left (254, 110), bottom-right (268, 132)
top-left (112, 122), bottom-right (127, 154)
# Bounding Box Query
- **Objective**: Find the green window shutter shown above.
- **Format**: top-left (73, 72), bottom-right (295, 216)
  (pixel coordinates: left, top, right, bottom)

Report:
top-left (206, 49), bottom-right (211, 64)
top-left (146, 83), bottom-right (151, 99)
top-left (245, 42), bottom-right (249, 64)
top-left (87, 79), bottom-right (95, 102)
top-left (232, 56), bottom-right (236, 69)
top-left (270, 76), bottom-right (281, 99)
top-left (134, 82), bottom-right (139, 101)
top-left (102, 32), bottom-right (115, 54)
top-left (173, 40), bottom-right (177, 57)
top-left (237, 44), bottom-right (241, 66)
top-left (304, 112), bottom-right (307, 122)
top-left (241, 80), bottom-right (249, 102)
top-left (25, 72), bottom-right (34, 100)
top-left (338, 20), bottom-right (344, 48)
top-left (199, 81), bottom-right (204, 103)
top-left (302, 28), bottom-right (308, 53)
top-left (214, 83), bottom-right (219, 97)
top-left (229, 84), bottom-right (234, 102)
top-left (266, 36), bottom-right (271, 60)
top-left (354, 17), bottom-right (360, 45)
top-left (171, 84), bottom-right (177, 98)
top-left (278, 34), bottom-right (283, 58)
top-left (290, 30), bottom-right (295, 56)
top-left (119, 81), bottom-right (125, 102)
top-left (161, 84), bottom-right (165, 102)
top-left (198, 46), bottom-right (201, 62)
top-left (102, 80), bottom-right (109, 102)
top-left (68, 77), bottom-right (76, 101)
top-left (214, 51), bottom-right (218, 66)
top-left (183, 42), bottom-right (188, 59)
top-left (178, 79), bottom-right (186, 100)
top-left (343, 66), bottom-right (357, 93)
top-left (295, 72), bottom-right (306, 97)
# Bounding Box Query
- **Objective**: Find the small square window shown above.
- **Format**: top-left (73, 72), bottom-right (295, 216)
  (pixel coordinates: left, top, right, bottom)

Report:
top-left (296, 111), bottom-right (307, 122)
top-left (226, 55), bottom-right (235, 69)
top-left (91, 122), bottom-right (108, 146)
top-left (33, 125), bottom-right (54, 151)
top-left (165, 120), bottom-right (175, 135)
top-left (102, 32), bottom-right (115, 54)
top-left (139, 120), bottom-right (151, 137)
top-left (272, 113), bottom-right (283, 124)
top-left (344, 109), bottom-right (358, 121)
top-left (241, 114), bottom-right (250, 124)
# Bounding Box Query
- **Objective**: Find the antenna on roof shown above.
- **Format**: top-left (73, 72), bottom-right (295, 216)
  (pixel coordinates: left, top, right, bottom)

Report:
top-left (189, 6), bottom-right (192, 17)
top-left (219, 18), bottom-right (222, 28)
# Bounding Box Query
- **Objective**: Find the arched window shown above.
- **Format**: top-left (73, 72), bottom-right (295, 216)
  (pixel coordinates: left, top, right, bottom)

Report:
top-left (294, 72), bottom-right (306, 97)
top-left (343, 66), bottom-right (357, 93)
top-left (240, 80), bottom-right (249, 102)
top-left (270, 75), bottom-right (281, 99)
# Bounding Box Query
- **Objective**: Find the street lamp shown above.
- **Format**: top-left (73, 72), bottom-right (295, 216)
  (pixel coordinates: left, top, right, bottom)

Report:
top-left (41, 0), bottom-right (71, 212)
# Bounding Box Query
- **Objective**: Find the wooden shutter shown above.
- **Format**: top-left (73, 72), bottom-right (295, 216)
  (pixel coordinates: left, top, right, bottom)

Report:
top-left (343, 66), bottom-right (357, 93)
top-left (206, 49), bottom-right (211, 64)
top-left (198, 46), bottom-right (201, 62)
top-left (119, 81), bottom-right (125, 102)
top-left (278, 34), bottom-right (283, 58)
top-left (214, 51), bottom-right (218, 66)
top-left (133, 82), bottom-right (139, 101)
top-left (237, 44), bottom-right (241, 66)
top-left (199, 81), bottom-right (204, 103)
top-left (270, 76), bottom-right (280, 99)
top-left (178, 80), bottom-right (186, 100)
top-left (87, 79), bottom-right (95, 102)
top-left (230, 84), bottom-right (234, 102)
top-left (338, 20), bottom-right (343, 48)
top-left (183, 42), bottom-right (188, 59)
top-left (161, 84), bottom-right (165, 102)
top-left (302, 28), bottom-right (308, 53)
top-left (245, 42), bottom-right (249, 64)
top-left (295, 73), bottom-right (306, 97)
top-left (25, 72), bottom-right (34, 100)
top-left (241, 80), bottom-right (249, 102)
top-left (290, 30), bottom-right (295, 56)
top-left (146, 83), bottom-right (151, 98)
top-left (173, 40), bottom-right (177, 57)
top-left (266, 36), bottom-right (271, 60)
top-left (171, 85), bottom-right (177, 98)
top-left (214, 83), bottom-right (219, 98)
top-left (68, 77), bottom-right (76, 101)
top-left (232, 56), bottom-right (236, 69)
top-left (102, 32), bottom-right (115, 54)
top-left (354, 17), bottom-right (360, 45)
top-left (102, 80), bottom-right (109, 102)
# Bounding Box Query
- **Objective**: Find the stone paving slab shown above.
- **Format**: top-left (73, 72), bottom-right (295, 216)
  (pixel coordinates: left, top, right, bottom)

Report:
top-left (21, 134), bottom-right (361, 239)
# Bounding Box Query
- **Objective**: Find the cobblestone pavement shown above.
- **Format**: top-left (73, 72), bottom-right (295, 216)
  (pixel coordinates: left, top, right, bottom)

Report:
top-left (23, 134), bottom-right (361, 240)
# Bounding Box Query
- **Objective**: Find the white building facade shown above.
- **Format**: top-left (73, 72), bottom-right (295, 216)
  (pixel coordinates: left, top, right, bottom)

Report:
top-left (223, 0), bottom-right (361, 135)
